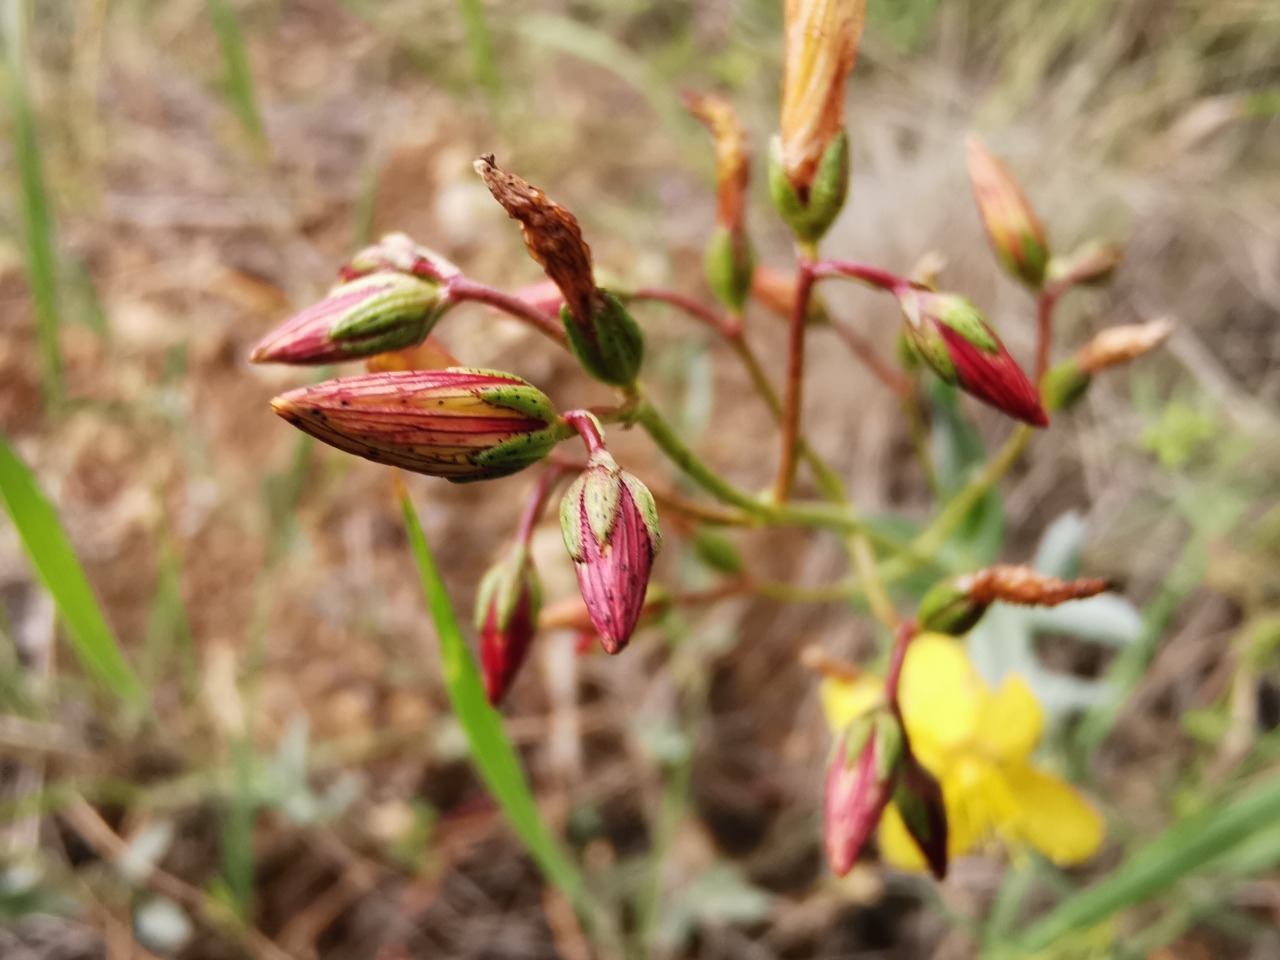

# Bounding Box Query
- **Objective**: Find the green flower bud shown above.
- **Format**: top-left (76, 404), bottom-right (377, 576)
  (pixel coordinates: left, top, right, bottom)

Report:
top-left (768, 131), bottom-right (850, 244)
top-left (560, 291), bottom-right (645, 388)
top-left (704, 225), bottom-right (755, 313)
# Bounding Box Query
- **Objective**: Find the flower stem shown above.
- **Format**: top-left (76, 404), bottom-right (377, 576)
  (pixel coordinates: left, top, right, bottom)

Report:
top-left (562, 410), bottom-right (608, 456)
top-left (446, 275), bottom-right (567, 345)
top-left (627, 288), bottom-right (739, 338)
top-left (884, 618), bottom-right (918, 708)
top-left (773, 251), bottom-right (817, 502)
top-left (810, 259), bottom-right (915, 293)
top-left (516, 465), bottom-right (569, 545)
top-left (1034, 284), bottom-right (1062, 383)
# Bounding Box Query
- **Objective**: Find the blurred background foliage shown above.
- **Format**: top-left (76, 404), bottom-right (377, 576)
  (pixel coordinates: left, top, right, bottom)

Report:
top-left (0, 0), bottom-right (1278, 957)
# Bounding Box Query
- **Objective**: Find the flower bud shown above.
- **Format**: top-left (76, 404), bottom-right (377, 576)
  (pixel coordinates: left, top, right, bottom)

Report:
top-left (768, 131), bottom-right (850, 243)
top-left (1047, 240), bottom-right (1124, 289)
top-left (475, 544), bottom-right (541, 705)
top-left (270, 368), bottom-right (568, 482)
top-left (559, 451), bottom-right (662, 654)
top-left (825, 709), bottom-right (902, 877)
top-left (691, 528), bottom-right (745, 576)
top-left (704, 225), bottom-right (756, 314)
top-left (779, 0), bottom-right (865, 196)
top-left (559, 291), bottom-right (645, 388)
top-left (893, 750), bottom-right (949, 880)
top-left (897, 289), bottom-right (1048, 427)
top-left (966, 137), bottom-right (1050, 289)
top-left (338, 232), bottom-right (462, 284)
top-left (474, 154), bottom-right (645, 386)
top-left (250, 273), bottom-right (448, 365)
top-left (918, 565), bottom-right (1110, 635)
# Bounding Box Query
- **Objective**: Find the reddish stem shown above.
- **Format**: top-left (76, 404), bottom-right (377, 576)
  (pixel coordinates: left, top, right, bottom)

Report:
top-left (830, 319), bottom-right (913, 398)
top-left (562, 410), bottom-right (608, 456)
top-left (811, 259), bottom-right (917, 293)
top-left (1034, 284), bottom-right (1063, 383)
top-left (773, 258), bottom-right (817, 502)
top-left (629, 287), bottom-right (740, 338)
top-left (516, 465), bottom-right (569, 546)
top-left (446, 275), bottom-right (568, 345)
top-left (884, 617), bottom-right (918, 711)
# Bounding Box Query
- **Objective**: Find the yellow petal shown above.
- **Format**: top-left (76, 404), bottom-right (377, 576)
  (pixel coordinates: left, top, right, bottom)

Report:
top-left (898, 634), bottom-right (983, 761)
top-left (976, 674), bottom-right (1043, 763)
top-left (1000, 763), bottom-right (1105, 866)
top-left (878, 756), bottom-right (1004, 871)
top-left (820, 674), bottom-right (883, 733)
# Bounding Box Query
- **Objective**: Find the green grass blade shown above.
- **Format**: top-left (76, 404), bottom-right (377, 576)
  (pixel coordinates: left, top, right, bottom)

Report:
top-left (207, 0), bottom-right (266, 150)
top-left (0, 434), bottom-right (146, 706)
top-left (3, 0), bottom-right (64, 409)
top-left (399, 486), bottom-right (590, 913)
top-left (1019, 773), bottom-right (1280, 950)
top-left (456, 0), bottom-right (502, 102)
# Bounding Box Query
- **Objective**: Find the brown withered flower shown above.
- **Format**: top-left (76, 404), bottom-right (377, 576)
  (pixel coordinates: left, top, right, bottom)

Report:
top-left (1075, 319), bottom-right (1174, 375)
top-left (473, 154), bottom-right (599, 330)
top-left (780, 0), bottom-right (867, 194)
top-left (683, 91), bottom-right (751, 233)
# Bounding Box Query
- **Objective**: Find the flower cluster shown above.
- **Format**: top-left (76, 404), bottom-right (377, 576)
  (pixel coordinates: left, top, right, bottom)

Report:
top-left (247, 0), bottom-right (1172, 889)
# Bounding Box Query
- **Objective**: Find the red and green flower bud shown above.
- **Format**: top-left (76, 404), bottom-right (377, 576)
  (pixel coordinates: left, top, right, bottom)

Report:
top-left (1047, 240), bottom-right (1124, 289)
top-left (919, 565), bottom-right (1110, 635)
top-left (897, 289), bottom-right (1048, 427)
top-left (893, 749), bottom-right (949, 881)
top-left (560, 291), bottom-right (646, 388)
top-left (704, 225), bottom-right (756, 313)
top-left (768, 131), bottom-right (850, 243)
top-left (338, 232), bottom-right (462, 284)
top-left (1043, 319), bottom-right (1171, 412)
top-left (825, 708), bottom-right (902, 877)
top-left (270, 368), bottom-right (569, 482)
top-left (250, 273), bottom-right (449, 365)
top-left (966, 137), bottom-right (1050, 290)
top-left (560, 450), bottom-right (662, 654)
top-left (475, 544), bottom-right (542, 705)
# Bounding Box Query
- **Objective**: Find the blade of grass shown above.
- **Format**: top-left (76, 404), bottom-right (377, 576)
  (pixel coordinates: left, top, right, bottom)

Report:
top-left (0, 434), bottom-right (146, 707)
top-left (456, 0), bottom-right (502, 103)
top-left (399, 482), bottom-right (594, 921)
top-left (207, 0), bottom-right (266, 152)
top-left (1019, 772), bottom-right (1280, 950)
top-left (3, 0), bottom-right (64, 409)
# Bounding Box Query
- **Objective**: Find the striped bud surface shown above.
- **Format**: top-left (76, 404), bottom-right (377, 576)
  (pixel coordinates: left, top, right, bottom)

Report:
top-left (559, 451), bottom-right (662, 654)
top-left (966, 137), bottom-right (1050, 290)
top-left (825, 710), bottom-right (901, 877)
top-left (251, 273), bottom-right (447, 366)
top-left (271, 368), bottom-right (566, 482)
top-left (898, 289), bottom-right (1048, 427)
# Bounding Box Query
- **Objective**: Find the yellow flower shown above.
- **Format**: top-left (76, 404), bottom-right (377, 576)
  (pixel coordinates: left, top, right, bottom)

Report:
top-left (821, 634), bottom-right (1103, 871)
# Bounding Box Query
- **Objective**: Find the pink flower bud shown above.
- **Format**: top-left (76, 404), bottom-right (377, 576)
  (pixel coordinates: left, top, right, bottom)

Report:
top-left (559, 451), bottom-right (662, 654)
top-left (898, 289), bottom-right (1048, 427)
top-left (250, 273), bottom-right (447, 366)
top-left (475, 545), bottom-right (541, 705)
top-left (270, 368), bottom-right (568, 482)
top-left (825, 710), bottom-right (901, 877)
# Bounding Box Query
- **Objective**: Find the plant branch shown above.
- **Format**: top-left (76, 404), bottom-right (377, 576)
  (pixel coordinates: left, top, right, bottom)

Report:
top-left (810, 259), bottom-right (916, 293)
top-left (447, 275), bottom-right (568, 345)
top-left (627, 287), bottom-right (739, 338)
top-left (1034, 284), bottom-right (1063, 383)
top-left (774, 253), bottom-right (817, 502)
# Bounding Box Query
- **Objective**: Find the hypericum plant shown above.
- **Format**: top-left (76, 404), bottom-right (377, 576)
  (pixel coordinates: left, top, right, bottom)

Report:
top-left (250, 0), bottom-right (1172, 883)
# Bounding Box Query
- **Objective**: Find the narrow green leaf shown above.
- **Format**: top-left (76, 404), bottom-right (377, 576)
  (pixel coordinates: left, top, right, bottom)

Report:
top-left (3, 0), bottom-right (64, 409)
top-left (456, 0), bottom-right (502, 102)
top-left (400, 488), bottom-right (591, 914)
top-left (207, 0), bottom-right (266, 149)
top-left (1020, 774), bottom-right (1280, 950)
top-left (0, 434), bottom-right (146, 705)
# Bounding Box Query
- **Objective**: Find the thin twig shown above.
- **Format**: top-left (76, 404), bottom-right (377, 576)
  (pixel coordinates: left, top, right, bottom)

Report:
top-left (447, 275), bottom-right (568, 345)
top-left (774, 255), bottom-right (817, 502)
